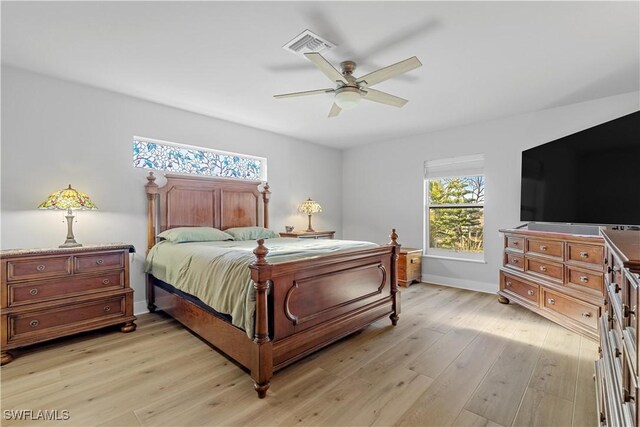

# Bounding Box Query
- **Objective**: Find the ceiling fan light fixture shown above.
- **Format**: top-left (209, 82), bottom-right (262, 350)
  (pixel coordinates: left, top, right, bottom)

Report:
top-left (334, 87), bottom-right (361, 110)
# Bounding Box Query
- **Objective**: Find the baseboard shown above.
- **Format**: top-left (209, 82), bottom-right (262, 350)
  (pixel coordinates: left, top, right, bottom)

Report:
top-left (421, 273), bottom-right (497, 294)
top-left (134, 300), bottom-right (149, 316)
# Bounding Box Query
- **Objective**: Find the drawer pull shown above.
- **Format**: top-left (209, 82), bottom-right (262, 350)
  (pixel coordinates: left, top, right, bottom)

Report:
top-left (96, 259), bottom-right (104, 265)
top-left (539, 266), bottom-right (547, 272)
top-left (506, 281), bottom-right (512, 287)
top-left (30, 320), bottom-right (39, 328)
top-left (511, 258), bottom-right (519, 264)
top-left (104, 306), bottom-right (111, 312)
top-left (579, 276), bottom-right (589, 283)
top-left (581, 312), bottom-right (591, 318)
top-left (410, 259), bottom-right (418, 264)
top-left (624, 305), bottom-right (636, 318)
top-left (527, 290), bottom-right (535, 296)
top-left (539, 245), bottom-right (547, 251)
top-left (102, 278), bottom-right (110, 285)
top-left (579, 251), bottom-right (588, 258)
top-left (29, 288), bottom-right (39, 296)
top-left (513, 241), bottom-right (519, 246)
top-left (36, 264), bottom-right (46, 272)
top-left (612, 283), bottom-right (620, 293)
top-left (547, 298), bottom-right (555, 305)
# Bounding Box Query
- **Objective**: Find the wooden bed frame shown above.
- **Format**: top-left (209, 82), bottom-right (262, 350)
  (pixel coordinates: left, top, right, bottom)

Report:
top-left (144, 172), bottom-right (401, 398)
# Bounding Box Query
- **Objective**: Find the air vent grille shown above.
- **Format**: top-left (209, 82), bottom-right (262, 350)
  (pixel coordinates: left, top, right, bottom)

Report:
top-left (283, 29), bottom-right (336, 56)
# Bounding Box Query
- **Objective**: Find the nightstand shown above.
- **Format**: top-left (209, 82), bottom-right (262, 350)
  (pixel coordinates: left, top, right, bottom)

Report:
top-left (0, 244), bottom-right (136, 365)
top-left (398, 248), bottom-right (422, 287)
top-left (279, 231), bottom-right (335, 239)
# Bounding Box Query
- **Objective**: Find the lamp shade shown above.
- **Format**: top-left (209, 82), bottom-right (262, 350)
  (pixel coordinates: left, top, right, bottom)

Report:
top-left (298, 198), bottom-right (322, 214)
top-left (334, 87), bottom-right (361, 110)
top-left (38, 185), bottom-right (97, 211)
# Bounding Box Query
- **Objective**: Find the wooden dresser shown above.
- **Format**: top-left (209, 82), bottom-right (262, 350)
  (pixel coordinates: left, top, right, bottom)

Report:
top-left (499, 228), bottom-right (605, 341)
top-left (279, 230), bottom-right (335, 239)
top-left (596, 230), bottom-right (640, 426)
top-left (1, 244), bottom-right (136, 365)
top-left (398, 248), bottom-right (422, 287)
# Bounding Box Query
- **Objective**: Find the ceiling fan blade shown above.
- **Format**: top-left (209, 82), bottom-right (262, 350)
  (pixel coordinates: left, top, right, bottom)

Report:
top-left (328, 103), bottom-right (342, 118)
top-left (274, 88), bottom-right (335, 99)
top-left (304, 52), bottom-right (348, 84)
top-left (357, 56), bottom-right (422, 87)
top-left (362, 88), bottom-right (408, 108)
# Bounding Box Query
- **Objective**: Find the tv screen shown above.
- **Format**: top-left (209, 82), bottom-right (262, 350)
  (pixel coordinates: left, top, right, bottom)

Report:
top-left (521, 111), bottom-right (640, 226)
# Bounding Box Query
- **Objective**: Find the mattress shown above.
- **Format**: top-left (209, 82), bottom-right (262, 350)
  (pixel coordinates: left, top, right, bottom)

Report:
top-left (145, 237), bottom-right (378, 337)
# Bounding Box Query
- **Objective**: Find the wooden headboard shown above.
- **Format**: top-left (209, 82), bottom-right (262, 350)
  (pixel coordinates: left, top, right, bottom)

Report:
top-left (144, 172), bottom-right (270, 251)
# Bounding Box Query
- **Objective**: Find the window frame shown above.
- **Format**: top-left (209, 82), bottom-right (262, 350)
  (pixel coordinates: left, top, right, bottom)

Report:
top-left (423, 157), bottom-right (486, 262)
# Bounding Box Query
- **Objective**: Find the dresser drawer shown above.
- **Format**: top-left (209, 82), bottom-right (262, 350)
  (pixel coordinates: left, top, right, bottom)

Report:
top-left (8, 272), bottom-right (124, 307)
top-left (526, 238), bottom-right (563, 260)
top-left (567, 243), bottom-right (604, 267)
top-left (6, 256), bottom-right (72, 282)
top-left (542, 289), bottom-right (598, 330)
top-left (502, 274), bottom-right (539, 306)
top-left (8, 296), bottom-right (125, 342)
top-left (504, 253), bottom-right (524, 271)
top-left (567, 266), bottom-right (604, 295)
top-left (506, 235), bottom-right (524, 252)
top-left (526, 258), bottom-right (563, 282)
top-left (74, 252), bottom-right (124, 273)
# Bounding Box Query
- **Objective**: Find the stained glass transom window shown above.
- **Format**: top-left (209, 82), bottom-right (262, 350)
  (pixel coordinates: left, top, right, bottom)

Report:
top-left (133, 138), bottom-right (266, 180)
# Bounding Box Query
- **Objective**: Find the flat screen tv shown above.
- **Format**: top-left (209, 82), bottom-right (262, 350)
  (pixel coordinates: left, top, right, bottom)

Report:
top-left (521, 111), bottom-right (640, 226)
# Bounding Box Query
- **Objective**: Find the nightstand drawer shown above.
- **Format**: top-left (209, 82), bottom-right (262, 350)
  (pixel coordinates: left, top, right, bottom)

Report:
top-left (8, 272), bottom-right (124, 307)
top-left (8, 296), bottom-right (125, 342)
top-left (6, 256), bottom-right (72, 282)
top-left (74, 252), bottom-right (124, 273)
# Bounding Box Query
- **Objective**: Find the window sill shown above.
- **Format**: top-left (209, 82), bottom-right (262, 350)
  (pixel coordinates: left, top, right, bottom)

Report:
top-left (423, 254), bottom-right (487, 264)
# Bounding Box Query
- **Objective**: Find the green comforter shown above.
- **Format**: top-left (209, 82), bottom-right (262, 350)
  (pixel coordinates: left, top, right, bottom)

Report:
top-left (145, 238), bottom-right (378, 337)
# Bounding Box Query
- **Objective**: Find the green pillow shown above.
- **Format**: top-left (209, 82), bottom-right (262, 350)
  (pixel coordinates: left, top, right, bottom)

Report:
top-left (158, 227), bottom-right (234, 243)
top-left (224, 227), bottom-right (279, 241)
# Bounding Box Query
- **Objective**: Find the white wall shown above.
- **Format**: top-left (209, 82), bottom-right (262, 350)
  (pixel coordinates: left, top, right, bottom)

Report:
top-left (1, 66), bottom-right (343, 313)
top-left (342, 91), bottom-right (639, 293)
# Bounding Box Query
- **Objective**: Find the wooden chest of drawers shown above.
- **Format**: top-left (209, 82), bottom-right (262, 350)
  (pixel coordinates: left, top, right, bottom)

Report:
top-left (499, 228), bottom-right (605, 341)
top-left (595, 230), bottom-right (640, 427)
top-left (398, 248), bottom-right (422, 287)
top-left (1, 244), bottom-right (136, 365)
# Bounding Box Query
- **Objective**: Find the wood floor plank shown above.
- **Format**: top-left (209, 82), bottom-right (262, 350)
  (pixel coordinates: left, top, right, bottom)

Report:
top-left (527, 322), bottom-right (582, 401)
top-left (395, 302), bottom-right (522, 427)
top-left (464, 310), bottom-right (550, 426)
top-left (453, 409), bottom-right (505, 427)
top-left (512, 386), bottom-right (574, 427)
top-left (572, 337), bottom-right (599, 427)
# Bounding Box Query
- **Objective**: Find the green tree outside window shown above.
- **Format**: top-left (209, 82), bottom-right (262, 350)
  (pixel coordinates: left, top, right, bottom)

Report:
top-left (427, 176), bottom-right (484, 253)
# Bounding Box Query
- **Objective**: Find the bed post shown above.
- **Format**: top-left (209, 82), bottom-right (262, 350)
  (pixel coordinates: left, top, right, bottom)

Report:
top-left (388, 228), bottom-right (401, 326)
top-left (249, 239), bottom-right (273, 398)
top-left (261, 182), bottom-right (271, 229)
top-left (145, 172), bottom-right (160, 312)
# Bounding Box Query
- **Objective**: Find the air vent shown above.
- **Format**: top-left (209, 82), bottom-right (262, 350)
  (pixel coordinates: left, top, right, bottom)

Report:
top-left (283, 29), bottom-right (336, 56)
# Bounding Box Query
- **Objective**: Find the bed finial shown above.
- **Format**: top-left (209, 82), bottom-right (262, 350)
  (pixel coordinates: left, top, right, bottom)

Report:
top-left (253, 239), bottom-right (269, 266)
top-left (389, 228), bottom-right (400, 246)
top-left (261, 183), bottom-right (271, 229)
top-left (145, 171), bottom-right (159, 193)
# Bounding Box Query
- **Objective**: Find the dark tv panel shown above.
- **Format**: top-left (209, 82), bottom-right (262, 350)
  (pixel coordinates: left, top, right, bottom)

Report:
top-left (520, 111), bottom-right (640, 226)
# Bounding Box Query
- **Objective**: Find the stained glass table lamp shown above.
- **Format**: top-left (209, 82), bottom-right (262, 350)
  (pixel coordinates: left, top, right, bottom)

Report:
top-left (38, 185), bottom-right (97, 247)
top-left (298, 198), bottom-right (322, 232)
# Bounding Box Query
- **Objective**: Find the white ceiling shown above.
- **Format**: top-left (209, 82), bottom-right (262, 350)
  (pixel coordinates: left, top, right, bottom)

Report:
top-left (2, 1), bottom-right (638, 149)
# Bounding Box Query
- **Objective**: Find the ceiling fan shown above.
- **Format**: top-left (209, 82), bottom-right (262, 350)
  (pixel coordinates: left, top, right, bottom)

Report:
top-left (274, 52), bottom-right (422, 117)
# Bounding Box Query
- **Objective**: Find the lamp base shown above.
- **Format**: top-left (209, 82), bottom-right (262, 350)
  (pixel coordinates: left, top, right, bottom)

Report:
top-left (59, 242), bottom-right (82, 248)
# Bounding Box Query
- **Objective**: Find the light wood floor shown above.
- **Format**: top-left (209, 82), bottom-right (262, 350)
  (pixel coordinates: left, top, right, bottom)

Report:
top-left (1, 283), bottom-right (598, 427)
